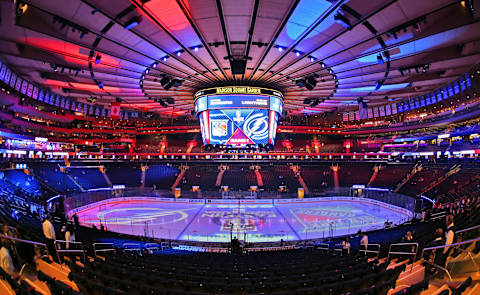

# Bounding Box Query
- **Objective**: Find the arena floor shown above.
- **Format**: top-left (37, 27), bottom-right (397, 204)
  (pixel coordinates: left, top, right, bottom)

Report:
top-left (72, 197), bottom-right (412, 242)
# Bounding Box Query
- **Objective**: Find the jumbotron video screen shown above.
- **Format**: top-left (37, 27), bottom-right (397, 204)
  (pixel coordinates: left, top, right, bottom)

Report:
top-left (194, 87), bottom-right (283, 147)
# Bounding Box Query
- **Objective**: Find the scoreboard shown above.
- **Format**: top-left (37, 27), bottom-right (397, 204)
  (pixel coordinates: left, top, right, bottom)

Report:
top-left (194, 86), bottom-right (284, 147)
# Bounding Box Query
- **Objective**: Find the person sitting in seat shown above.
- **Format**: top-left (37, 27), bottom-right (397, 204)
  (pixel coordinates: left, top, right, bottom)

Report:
top-left (341, 237), bottom-right (351, 255)
top-left (0, 239), bottom-right (16, 276)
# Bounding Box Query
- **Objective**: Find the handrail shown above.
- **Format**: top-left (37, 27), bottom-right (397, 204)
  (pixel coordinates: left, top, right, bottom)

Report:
top-left (359, 243), bottom-right (381, 258)
top-left (93, 242), bottom-right (115, 256)
top-left (453, 246), bottom-right (479, 272)
top-left (0, 233), bottom-right (48, 247)
top-left (421, 237), bottom-right (480, 254)
top-left (0, 233), bottom-right (53, 263)
top-left (388, 242), bottom-right (419, 261)
top-left (456, 224), bottom-right (480, 234)
top-left (55, 240), bottom-right (86, 261)
top-left (423, 260), bottom-right (453, 281)
top-left (316, 243), bottom-right (329, 251)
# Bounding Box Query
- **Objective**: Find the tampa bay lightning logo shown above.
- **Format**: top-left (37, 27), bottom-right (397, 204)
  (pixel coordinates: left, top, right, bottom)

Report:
top-left (244, 112), bottom-right (268, 140)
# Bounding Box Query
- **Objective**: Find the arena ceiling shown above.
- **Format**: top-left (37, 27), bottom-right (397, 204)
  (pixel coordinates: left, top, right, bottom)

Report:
top-left (0, 0), bottom-right (480, 117)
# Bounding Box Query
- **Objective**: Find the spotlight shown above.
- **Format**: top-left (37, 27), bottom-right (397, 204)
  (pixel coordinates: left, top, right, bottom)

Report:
top-left (377, 54), bottom-right (384, 65)
top-left (141, 74), bottom-right (145, 79)
top-left (162, 56), bottom-right (168, 62)
top-left (152, 62), bottom-right (158, 68)
top-left (124, 16), bottom-right (141, 30)
top-left (334, 11), bottom-right (351, 29)
top-left (276, 45), bottom-right (285, 52)
top-left (80, 31), bottom-right (87, 39)
top-left (193, 46), bottom-right (199, 52)
top-left (176, 50), bottom-right (182, 56)
top-left (95, 54), bottom-right (101, 64)
top-left (399, 69), bottom-right (404, 76)
top-left (145, 68), bottom-right (150, 74)
top-left (171, 79), bottom-right (183, 87)
top-left (320, 62), bottom-right (326, 69)
top-left (375, 81), bottom-right (383, 90)
top-left (328, 68), bottom-right (334, 74)
top-left (306, 76), bottom-right (318, 88)
top-left (294, 50), bottom-right (302, 57)
top-left (295, 79), bottom-right (306, 88)
top-left (309, 56), bottom-right (316, 62)
top-left (159, 99), bottom-right (168, 108)
top-left (98, 81), bottom-right (104, 89)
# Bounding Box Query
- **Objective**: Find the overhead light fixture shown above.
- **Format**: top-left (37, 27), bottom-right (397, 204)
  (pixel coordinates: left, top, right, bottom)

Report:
top-left (309, 56), bottom-right (316, 62)
top-left (175, 50), bottom-right (183, 57)
top-left (306, 76), bottom-right (318, 88)
top-left (320, 62), bottom-right (326, 69)
top-left (80, 31), bottom-right (87, 39)
top-left (311, 99), bottom-right (320, 107)
top-left (294, 50), bottom-right (302, 57)
top-left (171, 79), bottom-right (183, 87)
top-left (162, 56), bottom-right (168, 62)
top-left (98, 81), bottom-right (104, 89)
top-left (295, 79), bottom-right (306, 88)
top-left (303, 98), bottom-right (312, 105)
top-left (377, 54), bottom-right (384, 65)
top-left (95, 54), bottom-right (101, 64)
top-left (275, 45), bottom-right (285, 52)
top-left (152, 62), bottom-right (158, 68)
top-left (124, 16), bottom-right (141, 30)
top-left (334, 11), bottom-right (351, 30)
top-left (193, 46), bottom-right (200, 52)
top-left (375, 81), bottom-right (383, 90)
top-left (145, 68), bottom-right (150, 74)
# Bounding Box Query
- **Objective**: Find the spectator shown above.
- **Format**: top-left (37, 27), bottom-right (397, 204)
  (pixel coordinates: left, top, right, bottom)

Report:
top-left (341, 237), bottom-right (351, 255)
top-left (65, 223), bottom-right (75, 249)
top-left (403, 231), bottom-right (414, 243)
top-left (444, 215), bottom-right (456, 255)
top-left (42, 216), bottom-right (58, 263)
top-left (360, 232), bottom-right (368, 250)
top-left (424, 228), bottom-right (446, 277)
top-left (0, 239), bottom-right (15, 276)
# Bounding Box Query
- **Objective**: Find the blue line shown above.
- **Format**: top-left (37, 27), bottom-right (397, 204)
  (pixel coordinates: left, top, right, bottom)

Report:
top-left (176, 202), bottom-right (205, 240)
top-left (273, 204), bottom-right (302, 240)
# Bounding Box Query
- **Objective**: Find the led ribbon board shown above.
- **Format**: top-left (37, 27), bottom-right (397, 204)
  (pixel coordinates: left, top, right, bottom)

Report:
top-left (194, 87), bottom-right (284, 147)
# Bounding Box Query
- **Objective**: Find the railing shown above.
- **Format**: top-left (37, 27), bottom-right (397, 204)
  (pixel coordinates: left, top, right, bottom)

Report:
top-left (359, 243), bottom-right (381, 258)
top-left (0, 233), bottom-right (51, 269)
top-left (315, 243), bottom-right (330, 252)
top-left (93, 242), bottom-right (115, 256)
top-left (144, 243), bottom-right (160, 252)
top-left (421, 237), bottom-right (480, 281)
top-left (430, 211), bottom-right (447, 221)
top-left (54, 240), bottom-right (85, 261)
top-left (387, 242), bottom-right (419, 261)
top-left (122, 243), bottom-right (142, 253)
top-left (456, 224), bottom-right (480, 239)
top-left (334, 243), bottom-right (344, 255)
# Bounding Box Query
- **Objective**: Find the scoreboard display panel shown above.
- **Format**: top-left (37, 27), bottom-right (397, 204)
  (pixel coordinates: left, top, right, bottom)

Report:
top-left (195, 87), bottom-right (283, 147)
